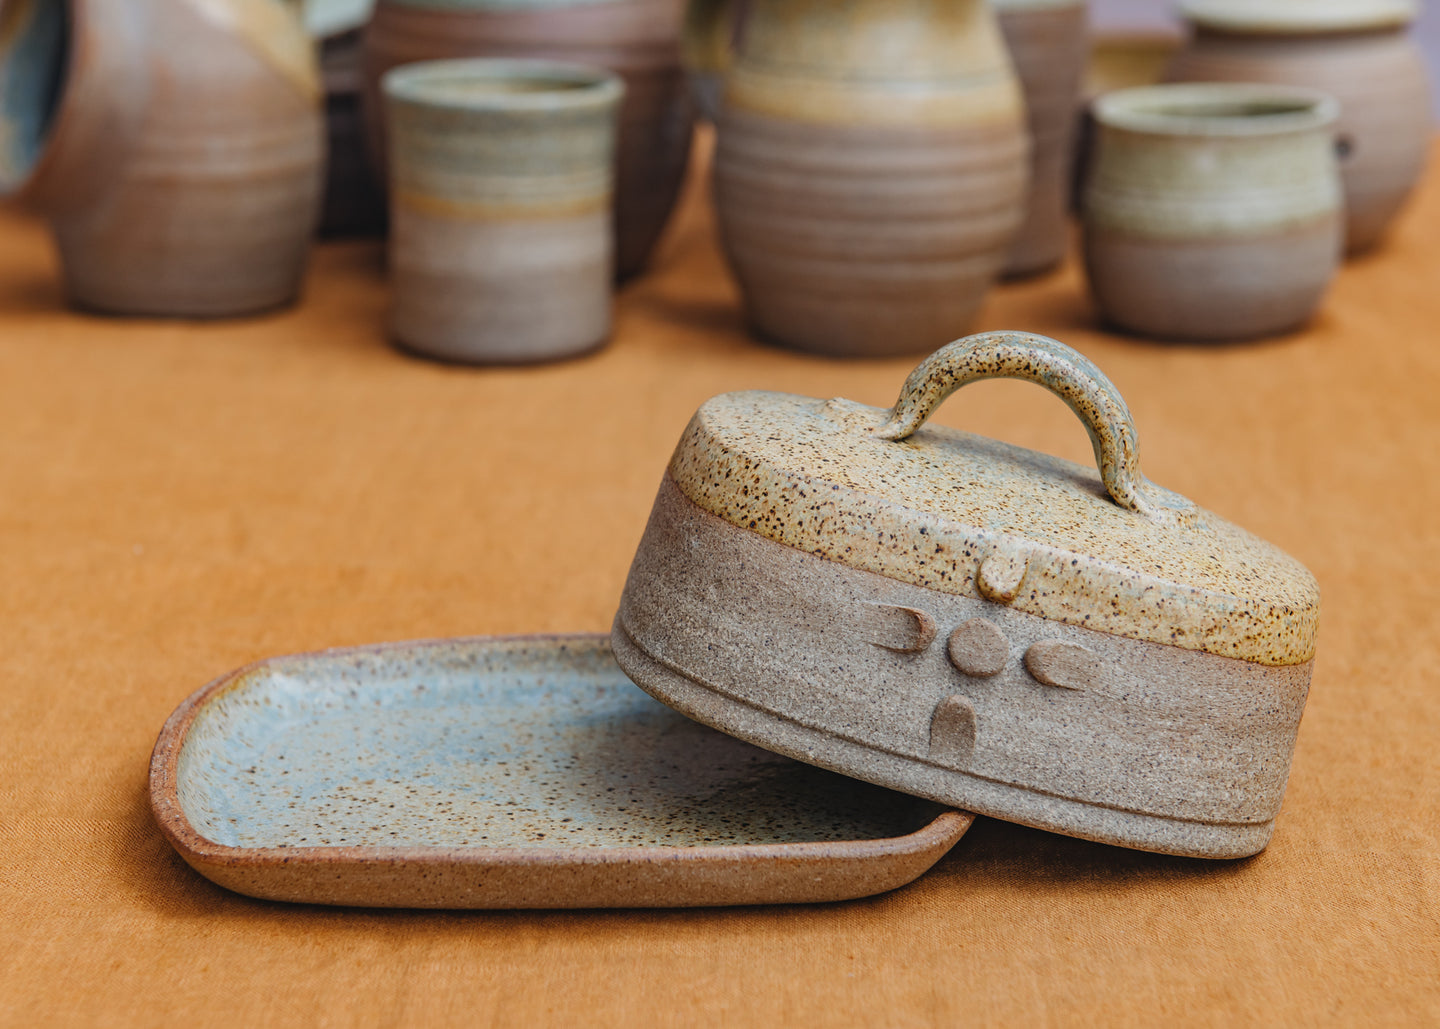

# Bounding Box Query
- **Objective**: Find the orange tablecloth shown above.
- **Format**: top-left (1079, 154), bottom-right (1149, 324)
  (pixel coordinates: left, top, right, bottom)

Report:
top-left (2, 139), bottom-right (1437, 1026)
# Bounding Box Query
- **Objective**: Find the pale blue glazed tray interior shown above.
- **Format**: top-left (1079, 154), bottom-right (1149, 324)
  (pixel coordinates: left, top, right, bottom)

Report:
top-left (176, 637), bottom-right (939, 850)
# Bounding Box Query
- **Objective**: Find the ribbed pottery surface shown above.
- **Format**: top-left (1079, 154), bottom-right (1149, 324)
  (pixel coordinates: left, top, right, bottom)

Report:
top-left (1168, 28), bottom-right (1431, 252)
top-left (708, 0), bottom-right (1028, 357)
top-left (363, 0), bottom-right (692, 278)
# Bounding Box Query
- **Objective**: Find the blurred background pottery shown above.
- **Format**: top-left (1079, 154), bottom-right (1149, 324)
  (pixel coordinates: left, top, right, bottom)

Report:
top-left (992, 0), bottom-right (1088, 278)
top-left (680, 0), bottom-right (742, 121)
top-left (0, 0), bottom-right (323, 317)
top-left (696, 0), bottom-right (1028, 358)
top-left (1168, 0), bottom-right (1432, 254)
top-left (384, 59), bottom-right (622, 364)
top-left (302, 0), bottom-right (387, 236)
top-left (1086, 30), bottom-right (1182, 97)
top-left (362, 0), bottom-right (692, 279)
top-left (1082, 83), bottom-right (1343, 342)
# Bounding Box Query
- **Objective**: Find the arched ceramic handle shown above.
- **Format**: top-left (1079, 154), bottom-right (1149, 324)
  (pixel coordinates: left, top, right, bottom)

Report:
top-left (874, 332), bottom-right (1181, 520)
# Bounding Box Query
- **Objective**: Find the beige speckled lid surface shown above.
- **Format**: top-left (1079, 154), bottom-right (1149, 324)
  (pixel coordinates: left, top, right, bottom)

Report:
top-left (668, 333), bottom-right (1319, 667)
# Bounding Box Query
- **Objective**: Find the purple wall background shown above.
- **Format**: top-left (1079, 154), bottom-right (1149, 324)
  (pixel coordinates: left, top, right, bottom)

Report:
top-left (1094, 0), bottom-right (1440, 111)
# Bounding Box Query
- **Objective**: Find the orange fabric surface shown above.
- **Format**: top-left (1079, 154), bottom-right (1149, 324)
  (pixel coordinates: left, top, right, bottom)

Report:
top-left (2, 138), bottom-right (1438, 1026)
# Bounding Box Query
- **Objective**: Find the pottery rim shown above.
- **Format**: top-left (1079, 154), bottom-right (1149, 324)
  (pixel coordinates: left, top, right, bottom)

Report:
top-left (1092, 83), bottom-right (1339, 138)
top-left (989, 0), bottom-right (1084, 9)
top-left (382, 57), bottom-right (624, 113)
top-left (1178, 0), bottom-right (1416, 34)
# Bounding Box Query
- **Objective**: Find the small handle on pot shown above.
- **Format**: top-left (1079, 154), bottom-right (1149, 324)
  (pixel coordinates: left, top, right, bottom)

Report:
top-left (874, 332), bottom-right (1185, 521)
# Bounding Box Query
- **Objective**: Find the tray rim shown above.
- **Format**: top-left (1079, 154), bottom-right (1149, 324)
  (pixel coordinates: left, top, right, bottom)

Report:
top-left (149, 633), bottom-right (973, 906)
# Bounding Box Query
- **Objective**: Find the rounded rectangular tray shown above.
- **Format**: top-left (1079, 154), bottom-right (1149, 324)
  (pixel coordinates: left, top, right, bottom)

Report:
top-left (149, 634), bottom-right (972, 908)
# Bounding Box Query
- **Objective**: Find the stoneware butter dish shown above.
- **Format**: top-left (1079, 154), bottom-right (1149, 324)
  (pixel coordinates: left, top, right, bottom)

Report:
top-left (149, 635), bottom-right (970, 908)
top-left (614, 332), bottom-right (1320, 860)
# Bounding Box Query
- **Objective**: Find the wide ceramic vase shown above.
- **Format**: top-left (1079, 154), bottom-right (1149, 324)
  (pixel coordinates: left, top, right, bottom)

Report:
top-left (0, 0), bottom-right (323, 317)
top-left (1168, 0), bottom-right (1431, 254)
top-left (697, 0), bottom-right (1029, 357)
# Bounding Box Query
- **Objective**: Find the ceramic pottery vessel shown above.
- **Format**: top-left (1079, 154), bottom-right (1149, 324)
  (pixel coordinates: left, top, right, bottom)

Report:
top-left (150, 634), bottom-right (971, 909)
top-left (699, 0), bottom-right (1029, 358)
top-left (317, 28), bottom-right (386, 236)
top-left (1082, 83), bottom-right (1342, 342)
top-left (362, 0), bottom-right (693, 279)
top-left (384, 59), bottom-right (622, 364)
top-left (1168, 0), bottom-right (1431, 254)
top-left (992, 0), bottom-right (1088, 277)
top-left (1086, 32), bottom-right (1183, 98)
top-left (614, 331), bottom-right (1321, 859)
top-left (0, 0), bottom-right (323, 317)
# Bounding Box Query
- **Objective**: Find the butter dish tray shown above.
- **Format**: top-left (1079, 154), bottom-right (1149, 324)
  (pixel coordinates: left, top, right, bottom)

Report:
top-left (149, 634), bottom-right (971, 908)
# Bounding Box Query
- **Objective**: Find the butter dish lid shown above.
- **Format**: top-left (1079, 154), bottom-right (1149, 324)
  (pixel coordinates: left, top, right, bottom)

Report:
top-left (668, 332), bottom-right (1319, 667)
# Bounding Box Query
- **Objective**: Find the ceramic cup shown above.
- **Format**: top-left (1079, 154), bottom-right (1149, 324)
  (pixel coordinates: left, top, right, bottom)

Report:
top-left (362, 0), bottom-right (693, 281)
top-left (1081, 83), bottom-right (1342, 342)
top-left (383, 59), bottom-right (623, 364)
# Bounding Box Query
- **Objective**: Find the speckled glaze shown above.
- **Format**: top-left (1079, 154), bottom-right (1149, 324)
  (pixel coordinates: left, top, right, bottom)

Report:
top-left (149, 634), bottom-right (971, 908)
top-left (992, 0), bottom-right (1088, 277)
top-left (1168, 0), bottom-right (1431, 254)
top-left (669, 333), bottom-right (1316, 665)
top-left (614, 332), bottom-right (1320, 858)
top-left (1082, 83), bottom-right (1343, 341)
top-left (700, 0), bottom-right (1029, 357)
top-left (0, 0), bottom-right (323, 316)
top-left (384, 59), bottom-right (621, 363)
top-left (361, 0), bottom-right (694, 280)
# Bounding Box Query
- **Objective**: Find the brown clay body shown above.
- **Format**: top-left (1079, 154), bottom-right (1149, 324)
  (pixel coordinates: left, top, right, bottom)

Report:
top-left (1, 0), bottom-right (323, 317)
top-left (703, 0), bottom-right (1029, 358)
top-left (361, 0), bottom-right (693, 279)
top-left (993, 0), bottom-right (1088, 277)
top-left (1082, 84), bottom-right (1343, 342)
top-left (1168, 7), bottom-right (1431, 253)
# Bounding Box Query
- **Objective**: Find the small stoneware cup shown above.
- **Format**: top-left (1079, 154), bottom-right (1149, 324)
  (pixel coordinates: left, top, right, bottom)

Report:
top-left (383, 59), bottom-right (623, 363)
top-left (1081, 83), bottom-right (1343, 342)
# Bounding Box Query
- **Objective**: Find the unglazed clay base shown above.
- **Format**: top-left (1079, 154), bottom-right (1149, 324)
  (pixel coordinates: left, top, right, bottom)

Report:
top-left (149, 634), bottom-right (971, 909)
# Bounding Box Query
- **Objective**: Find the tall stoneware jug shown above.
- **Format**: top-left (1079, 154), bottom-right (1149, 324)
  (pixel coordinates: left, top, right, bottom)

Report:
top-left (1168, 0), bottom-right (1431, 254)
top-left (992, 0), bottom-right (1088, 277)
top-left (698, 0), bottom-right (1029, 357)
top-left (0, 0), bottom-right (323, 317)
top-left (362, 0), bottom-right (693, 279)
